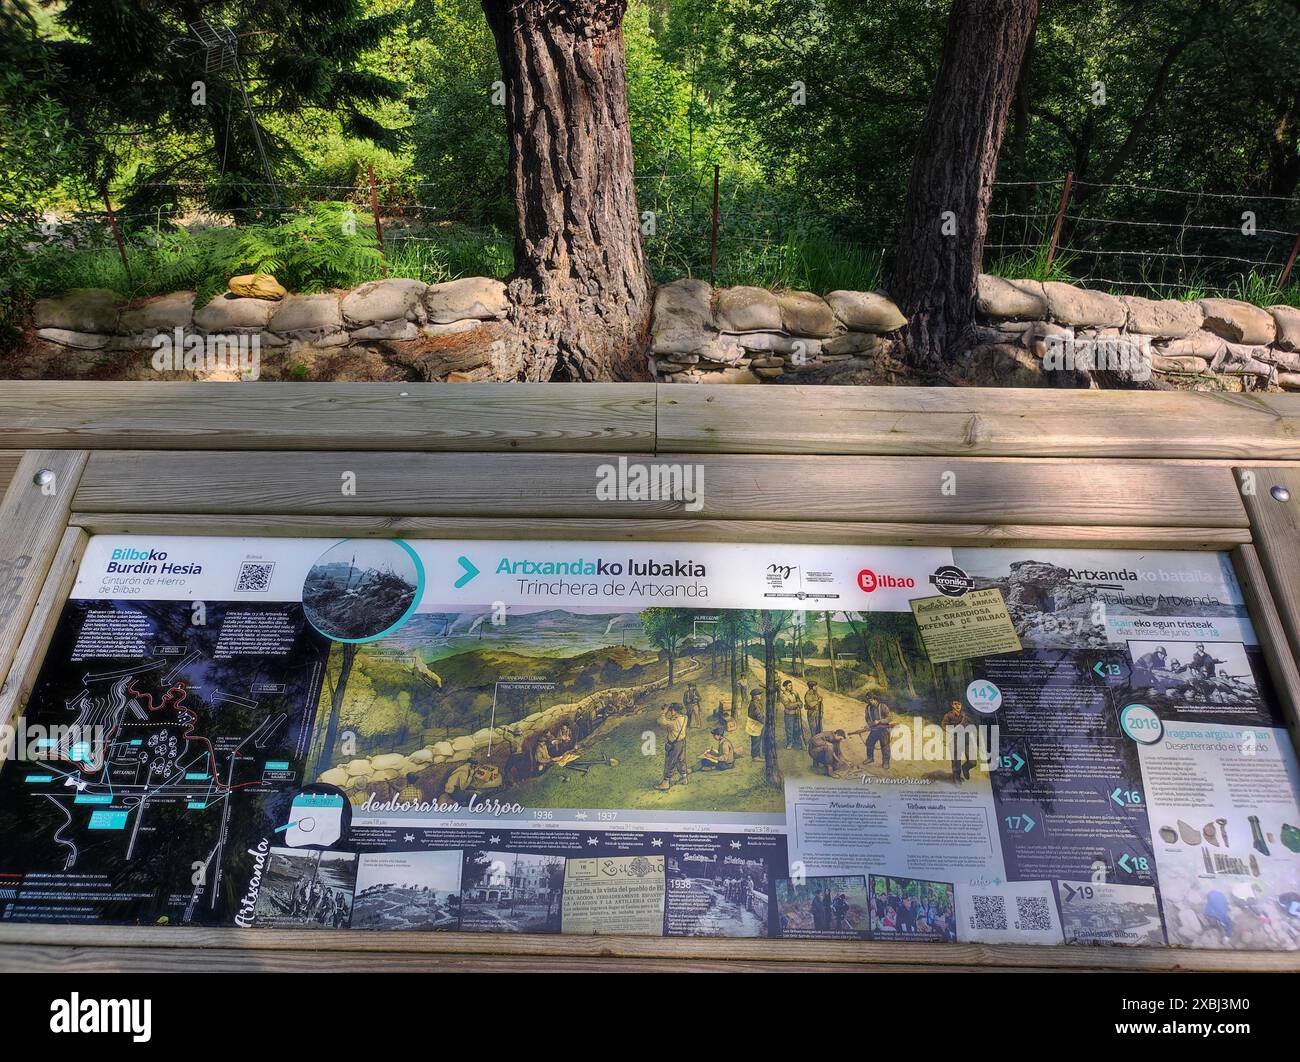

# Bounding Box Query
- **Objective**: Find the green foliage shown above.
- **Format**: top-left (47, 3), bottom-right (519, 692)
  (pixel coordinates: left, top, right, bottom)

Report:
top-left (307, 136), bottom-right (411, 197)
top-left (641, 609), bottom-right (694, 659)
top-left (235, 203), bottom-right (383, 293)
top-left (407, 0), bottom-right (510, 226)
top-left (12, 0), bottom-right (410, 208)
top-left (1225, 271), bottom-right (1300, 311)
top-left (7, 0), bottom-right (1300, 334)
top-left (0, 0), bottom-right (91, 338)
top-left (385, 229), bottom-right (513, 283)
top-left (984, 242), bottom-right (1079, 286)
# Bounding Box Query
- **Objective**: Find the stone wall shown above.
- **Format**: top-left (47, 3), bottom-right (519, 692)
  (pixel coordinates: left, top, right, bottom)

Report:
top-left (974, 275), bottom-right (1300, 391)
top-left (648, 275), bottom-right (1300, 390)
top-left (26, 276), bottom-right (513, 381)
top-left (314, 658), bottom-right (700, 801)
top-left (26, 273), bottom-right (1300, 390)
top-left (649, 279), bottom-right (906, 384)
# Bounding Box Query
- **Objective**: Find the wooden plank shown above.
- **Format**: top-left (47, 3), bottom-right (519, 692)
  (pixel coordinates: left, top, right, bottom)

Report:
top-left (0, 451), bottom-right (19, 505)
top-left (2, 384), bottom-right (1299, 460)
top-left (0, 945), bottom-right (946, 974)
top-left (0, 451), bottom-right (86, 690)
top-left (0, 527), bottom-right (86, 732)
top-left (67, 513), bottom-right (1253, 550)
top-left (1233, 544), bottom-right (1300, 758)
top-left (1237, 466), bottom-right (1300, 664)
top-left (0, 382), bottom-right (657, 453)
top-left (0, 924), bottom-right (1293, 972)
top-left (72, 452), bottom-right (1248, 527)
top-left (658, 385), bottom-right (1300, 458)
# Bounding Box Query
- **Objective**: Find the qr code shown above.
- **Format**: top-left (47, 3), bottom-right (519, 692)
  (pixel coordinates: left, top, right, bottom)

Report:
top-left (235, 562), bottom-right (275, 592)
top-left (1014, 895), bottom-right (1053, 931)
top-left (969, 894), bottom-right (1007, 931)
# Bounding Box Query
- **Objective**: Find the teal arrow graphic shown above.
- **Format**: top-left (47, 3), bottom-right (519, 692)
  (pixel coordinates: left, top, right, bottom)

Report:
top-left (1022, 813), bottom-right (1036, 833)
top-left (1092, 661), bottom-right (1107, 678)
top-left (455, 555), bottom-right (480, 588)
top-left (1010, 752), bottom-right (1026, 772)
top-left (1118, 853), bottom-right (1133, 874)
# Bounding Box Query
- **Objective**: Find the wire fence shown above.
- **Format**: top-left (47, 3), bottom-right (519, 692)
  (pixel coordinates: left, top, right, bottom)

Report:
top-left (5, 167), bottom-right (892, 292)
top-left (987, 175), bottom-right (1300, 297)
top-left (11, 170), bottom-right (1300, 300)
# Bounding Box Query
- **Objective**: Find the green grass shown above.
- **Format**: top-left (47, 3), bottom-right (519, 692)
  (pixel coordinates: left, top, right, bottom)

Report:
top-left (16, 214), bottom-right (1300, 317)
top-left (984, 243), bottom-right (1080, 285)
top-left (385, 228), bottom-right (512, 282)
top-left (985, 235), bottom-right (1300, 308)
top-left (17, 218), bottom-right (514, 310)
top-left (711, 234), bottom-right (886, 294)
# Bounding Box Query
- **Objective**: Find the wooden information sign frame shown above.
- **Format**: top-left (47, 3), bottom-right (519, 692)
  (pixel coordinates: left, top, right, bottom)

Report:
top-left (0, 381), bottom-right (1297, 972)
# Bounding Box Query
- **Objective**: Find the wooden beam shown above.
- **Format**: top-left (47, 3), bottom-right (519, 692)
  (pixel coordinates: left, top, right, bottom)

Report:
top-left (0, 923), bottom-right (1294, 972)
top-left (657, 386), bottom-right (1300, 458)
top-left (0, 382), bottom-right (657, 453)
top-left (0, 451), bottom-right (19, 505)
top-left (1233, 544), bottom-right (1300, 759)
top-left (67, 513), bottom-right (1253, 550)
top-left (0, 527), bottom-right (86, 733)
top-left (1237, 467), bottom-right (1300, 664)
top-left (2, 384), bottom-right (1299, 460)
top-left (0, 451), bottom-right (87, 690)
top-left (0, 944), bottom-right (971, 974)
top-left (72, 452), bottom-right (1248, 527)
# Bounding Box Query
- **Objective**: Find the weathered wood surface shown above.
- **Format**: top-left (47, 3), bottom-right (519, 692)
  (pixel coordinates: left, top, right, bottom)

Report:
top-left (0, 382), bottom-right (657, 452)
top-left (1238, 467), bottom-right (1300, 667)
top-left (0, 924), bottom-right (1294, 973)
top-left (0, 451), bottom-right (87, 692)
top-left (0, 527), bottom-right (86, 733)
top-left (1, 383), bottom-right (1299, 459)
top-left (658, 386), bottom-right (1300, 457)
top-left (1233, 544), bottom-right (1300, 758)
top-left (0, 945), bottom-right (954, 974)
top-left (0, 451), bottom-right (19, 504)
top-left (73, 452), bottom-right (1248, 526)
top-left (67, 512), bottom-right (1252, 550)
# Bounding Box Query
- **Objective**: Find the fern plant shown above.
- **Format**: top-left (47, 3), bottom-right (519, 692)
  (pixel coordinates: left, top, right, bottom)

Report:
top-left (236, 202), bottom-right (383, 293)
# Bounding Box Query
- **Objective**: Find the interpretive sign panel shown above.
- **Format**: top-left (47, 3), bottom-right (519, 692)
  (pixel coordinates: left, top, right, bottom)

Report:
top-left (0, 536), bottom-right (1296, 950)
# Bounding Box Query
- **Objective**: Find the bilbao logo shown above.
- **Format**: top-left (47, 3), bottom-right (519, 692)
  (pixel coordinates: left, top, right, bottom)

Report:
top-left (857, 569), bottom-right (916, 592)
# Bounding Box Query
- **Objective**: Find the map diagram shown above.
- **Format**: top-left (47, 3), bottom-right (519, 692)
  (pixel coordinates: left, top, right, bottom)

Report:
top-left (0, 600), bottom-right (329, 925)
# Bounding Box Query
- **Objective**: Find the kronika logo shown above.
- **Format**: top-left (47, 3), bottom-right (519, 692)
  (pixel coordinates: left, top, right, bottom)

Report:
top-left (857, 569), bottom-right (916, 592)
top-left (930, 565), bottom-right (975, 597)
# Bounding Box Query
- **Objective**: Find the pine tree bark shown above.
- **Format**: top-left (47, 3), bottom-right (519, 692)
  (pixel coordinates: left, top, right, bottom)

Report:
top-left (482, 0), bottom-right (653, 381)
top-left (888, 0), bottom-right (1039, 370)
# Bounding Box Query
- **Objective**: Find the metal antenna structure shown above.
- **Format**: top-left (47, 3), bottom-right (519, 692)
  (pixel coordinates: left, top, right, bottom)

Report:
top-left (189, 17), bottom-right (281, 208)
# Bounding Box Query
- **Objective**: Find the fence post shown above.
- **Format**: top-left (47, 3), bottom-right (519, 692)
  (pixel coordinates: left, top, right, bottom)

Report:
top-left (1280, 231), bottom-right (1300, 291)
top-left (710, 163), bottom-right (720, 280)
top-left (368, 163), bottom-right (387, 277)
top-left (1045, 170), bottom-right (1074, 273)
top-left (100, 184), bottom-right (132, 283)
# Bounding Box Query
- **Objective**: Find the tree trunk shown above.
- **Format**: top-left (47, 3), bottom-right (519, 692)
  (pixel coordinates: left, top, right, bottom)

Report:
top-left (762, 631), bottom-right (782, 786)
top-left (824, 612), bottom-right (838, 693)
top-left (888, 0), bottom-right (1039, 371)
top-left (318, 642), bottom-right (357, 775)
top-left (729, 635), bottom-right (738, 719)
top-left (482, 0), bottom-right (653, 382)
